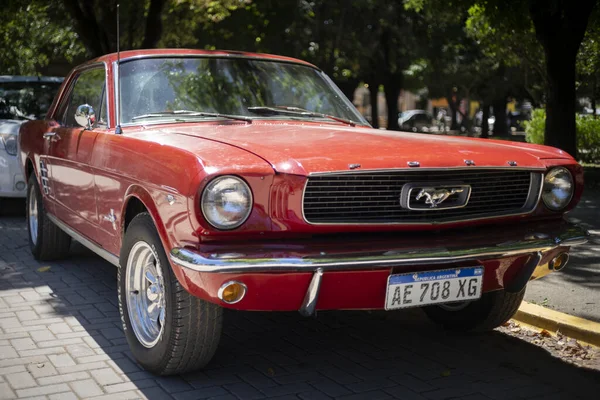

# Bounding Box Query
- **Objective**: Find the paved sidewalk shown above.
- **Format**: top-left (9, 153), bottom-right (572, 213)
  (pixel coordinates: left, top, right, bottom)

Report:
top-left (1, 207), bottom-right (600, 399)
top-left (526, 187), bottom-right (600, 322)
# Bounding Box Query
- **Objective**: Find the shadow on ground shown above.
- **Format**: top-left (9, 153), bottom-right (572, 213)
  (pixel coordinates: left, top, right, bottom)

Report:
top-left (1, 199), bottom-right (599, 399)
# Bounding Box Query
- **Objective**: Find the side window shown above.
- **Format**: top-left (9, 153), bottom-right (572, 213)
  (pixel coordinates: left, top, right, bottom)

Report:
top-left (62, 68), bottom-right (107, 128)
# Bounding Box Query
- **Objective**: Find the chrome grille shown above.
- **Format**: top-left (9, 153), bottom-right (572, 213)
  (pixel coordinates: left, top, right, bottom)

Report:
top-left (303, 169), bottom-right (541, 224)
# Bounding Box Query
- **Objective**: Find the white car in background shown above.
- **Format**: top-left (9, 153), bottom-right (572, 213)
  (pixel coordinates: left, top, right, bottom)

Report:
top-left (0, 76), bottom-right (62, 201)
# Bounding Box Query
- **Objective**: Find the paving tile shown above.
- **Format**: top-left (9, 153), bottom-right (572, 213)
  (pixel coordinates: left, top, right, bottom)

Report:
top-left (224, 382), bottom-right (264, 400)
top-left (172, 387), bottom-right (229, 400)
top-left (0, 365), bottom-right (26, 375)
top-left (48, 323), bottom-right (72, 335)
top-left (70, 378), bottom-right (104, 398)
top-left (16, 310), bottom-right (39, 321)
top-left (49, 392), bottom-right (79, 400)
top-left (29, 330), bottom-right (57, 343)
top-left (298, 391), bottom-right (333, 400)
top-left (65, 343), bottom-right (95, 358)
top-left (90, 367), bottom-right (124, 385)
top-left (48, 354), bottom-right (76, 368)
top-left (156, 376), bottom-right (194, 393)
top-left (26, 361), bottom-right (58, 378)
top-left (105, 380), bottom-right (157, 393)
top-left (15, 383), bottom-right (70, 398)
top-left (0, 383), bottom-right (16, 400)
top-left (11, 337), bottom-right (37, 351)
top-left (6, 371), bottom-right (37, 389)
top-left (0, 345), bottom-right (18, 359)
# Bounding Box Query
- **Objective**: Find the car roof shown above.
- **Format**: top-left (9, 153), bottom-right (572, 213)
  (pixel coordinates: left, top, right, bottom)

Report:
top-left (0, 76), bottom-right (64, 83)
top-left (83, 49), bottom-right (318, 69)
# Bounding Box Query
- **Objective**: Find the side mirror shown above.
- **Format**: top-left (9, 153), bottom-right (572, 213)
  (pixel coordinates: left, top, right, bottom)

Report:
top-left (74, 104), bottom-right (96, 129)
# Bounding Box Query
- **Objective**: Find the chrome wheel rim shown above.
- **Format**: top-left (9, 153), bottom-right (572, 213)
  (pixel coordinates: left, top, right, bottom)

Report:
top-left (438, 301), bottom-right (471, 311)
top-left (125, 242), bottom-right (166, 348)
top-left (28, 185), bottom-right (38, 245)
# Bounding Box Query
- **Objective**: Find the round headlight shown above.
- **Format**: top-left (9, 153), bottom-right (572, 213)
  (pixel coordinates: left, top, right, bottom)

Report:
top-left (201, 176), bottom-right (253, 230)
top-left (1, 134), bottom-right (18, 156)
top-left (542, 167), bottom-right (574, 211)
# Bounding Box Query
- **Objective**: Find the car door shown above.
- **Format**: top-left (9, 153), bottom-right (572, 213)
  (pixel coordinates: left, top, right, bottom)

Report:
top-left (46, 66), bottom-right (108, 240)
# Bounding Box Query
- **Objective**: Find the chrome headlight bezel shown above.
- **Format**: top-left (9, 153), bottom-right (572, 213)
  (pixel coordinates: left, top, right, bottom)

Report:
top-left (0, 134), bottom-right (18, 156)
top-left (200, 175), bottom-right (253, 230)
top-left (542, 167), bottom-right (574, 211)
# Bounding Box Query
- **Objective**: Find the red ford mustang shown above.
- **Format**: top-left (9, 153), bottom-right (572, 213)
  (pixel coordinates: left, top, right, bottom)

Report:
top-left (19, 49), bottom-right (588, 375)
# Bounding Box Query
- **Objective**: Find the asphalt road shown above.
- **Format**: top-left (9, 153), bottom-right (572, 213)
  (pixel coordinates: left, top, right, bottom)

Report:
top-left (525, 186), bottom-right (600, 322)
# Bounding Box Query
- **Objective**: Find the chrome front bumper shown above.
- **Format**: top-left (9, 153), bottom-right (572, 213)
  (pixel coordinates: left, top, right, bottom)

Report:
top-left (169, 220), bottom-right (589, 274)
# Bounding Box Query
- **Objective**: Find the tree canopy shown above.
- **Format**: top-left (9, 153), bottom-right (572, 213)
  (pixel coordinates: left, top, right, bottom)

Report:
top-left (1, 0), bottom-right (599, 157)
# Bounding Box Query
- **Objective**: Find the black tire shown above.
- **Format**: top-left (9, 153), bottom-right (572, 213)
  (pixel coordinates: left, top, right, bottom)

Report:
top-left (26, 174), bottom-right (71, 261)
top-left (423, 287), bottom-right (526, 332)
top-left (118, 212), bottom-right (222, 375)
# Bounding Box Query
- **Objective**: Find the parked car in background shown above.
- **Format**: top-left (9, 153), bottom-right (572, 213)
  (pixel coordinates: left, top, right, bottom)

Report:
top-left (398, 109), bottom-right (434, 132)
top-left (1, 76), bottom-right (62, 202)
top-left (20, 49), bottom-right (588, 375)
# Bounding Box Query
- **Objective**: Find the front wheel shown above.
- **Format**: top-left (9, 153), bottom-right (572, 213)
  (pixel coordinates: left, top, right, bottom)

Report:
top-left (118, 213), bottom-right (222, 375)
top-left (423, 287), bottom-right (526, 332)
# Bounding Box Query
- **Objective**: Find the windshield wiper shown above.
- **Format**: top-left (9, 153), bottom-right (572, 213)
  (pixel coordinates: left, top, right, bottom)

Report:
top-left (131, 110), bottom-right (253, 123)
top-left (247, 106), bottom-right (357, 127)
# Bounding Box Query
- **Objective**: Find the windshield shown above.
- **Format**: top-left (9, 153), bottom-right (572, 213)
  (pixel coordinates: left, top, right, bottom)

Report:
top-left (119, 57), bottom-right (368, 125)
top-left (0, 81), bottom-right (62, 120)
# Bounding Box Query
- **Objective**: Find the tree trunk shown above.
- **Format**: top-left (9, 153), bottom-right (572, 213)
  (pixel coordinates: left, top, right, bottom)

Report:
top-left (141, 0), bottom-right (167, 49)
top-left (369, 82), bottom-right (379, 128)
top-left (529, 0), bottom-right (597, 158)
top-left (492, 97), bottom-right (508, 136)
top-left (481, 104), bottom-right (489, 139)
top-left (337, 79), bottom-right (359, 103)
top-left (385, 78), bottom-right (401, 131)
top-left (592, 76), bottom-right (597, 119)
top-left (544, 49), bottom-right (578, 156)
top-left (63, 0), bottom-right (110, 57)
top-left (447, 95), bottom-right (459, 130)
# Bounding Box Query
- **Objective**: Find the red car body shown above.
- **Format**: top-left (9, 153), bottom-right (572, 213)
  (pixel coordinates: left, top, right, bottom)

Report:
top-left (19, 49), bottom-right (587, 315)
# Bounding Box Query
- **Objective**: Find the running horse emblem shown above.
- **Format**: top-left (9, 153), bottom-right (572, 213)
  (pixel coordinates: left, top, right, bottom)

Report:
top-left (416, 188), bottom-right (465, 208)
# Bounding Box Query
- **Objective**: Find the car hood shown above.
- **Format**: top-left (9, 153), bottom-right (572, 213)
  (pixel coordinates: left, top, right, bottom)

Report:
top-left (161, 121), bottom-right (572, 175)
top-left (0, 119), bottom-right (25, 135)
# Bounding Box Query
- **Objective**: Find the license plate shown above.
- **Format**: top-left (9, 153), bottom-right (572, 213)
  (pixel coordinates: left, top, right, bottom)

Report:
top-left (385, 267), bottom-right (483, 310)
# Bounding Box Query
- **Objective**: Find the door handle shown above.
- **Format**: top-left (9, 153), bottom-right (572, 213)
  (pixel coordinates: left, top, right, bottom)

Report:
top-left (43, 132), bottom-right (61, 142)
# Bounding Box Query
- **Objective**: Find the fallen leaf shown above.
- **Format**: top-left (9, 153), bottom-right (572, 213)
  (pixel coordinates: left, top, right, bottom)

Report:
top-left (441, 370), bottom-right (451, 377)
top-left (37, 266), bottom-right (51, 272)
top-left (266, 368), bottom-right (275, 377)
top-left (539, 329), bottom-right (552, 338)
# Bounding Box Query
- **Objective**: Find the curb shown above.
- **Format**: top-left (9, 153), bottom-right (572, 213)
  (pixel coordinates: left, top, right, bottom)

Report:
top-left (514, 301), bottom-right (600, 347)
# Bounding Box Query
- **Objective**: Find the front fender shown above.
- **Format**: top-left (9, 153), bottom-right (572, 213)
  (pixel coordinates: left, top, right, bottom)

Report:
top-left (121, 184), bottom-right (197, 293)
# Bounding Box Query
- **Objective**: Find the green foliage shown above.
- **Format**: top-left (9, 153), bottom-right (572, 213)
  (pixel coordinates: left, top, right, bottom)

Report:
top-left (0, 1), bottom-right (84, 75)
top-left (525, 109), bottom-right (600, 163)
top-left (577, 115), bottom-right (600, 163)
top-left (524, 108), bottom-right (546, 145)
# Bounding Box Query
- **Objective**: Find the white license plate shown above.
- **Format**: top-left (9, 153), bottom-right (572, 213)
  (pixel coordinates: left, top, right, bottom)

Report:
top-left (385, 267), bottom-right (483, 310)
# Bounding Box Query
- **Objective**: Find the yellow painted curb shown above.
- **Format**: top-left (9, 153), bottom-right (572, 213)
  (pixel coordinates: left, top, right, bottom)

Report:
top-left (514, 301), bottom-right (600, 347)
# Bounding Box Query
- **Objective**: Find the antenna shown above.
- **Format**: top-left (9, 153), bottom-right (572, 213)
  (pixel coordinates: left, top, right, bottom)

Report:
top-left (115, 3), bottom-right (122, 135)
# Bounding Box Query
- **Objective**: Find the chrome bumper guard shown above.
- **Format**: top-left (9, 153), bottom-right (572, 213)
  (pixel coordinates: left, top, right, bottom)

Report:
top-left (169, 221), bottom-right (589, 274)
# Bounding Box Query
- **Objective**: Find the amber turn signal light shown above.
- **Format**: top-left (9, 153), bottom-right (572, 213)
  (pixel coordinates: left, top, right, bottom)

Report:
top-left (549, 253), bottom-right (569, 271)
top-left (217, 281), bottom-right (247, 304)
